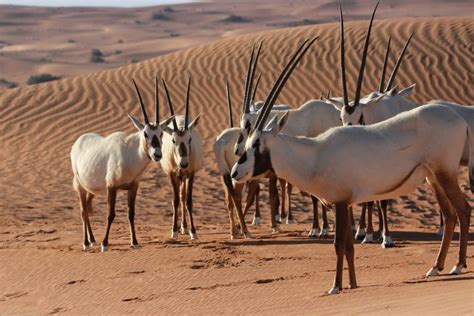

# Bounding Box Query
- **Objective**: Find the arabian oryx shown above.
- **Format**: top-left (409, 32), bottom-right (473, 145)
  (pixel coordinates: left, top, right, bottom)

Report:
top-left (333, 29), bottom-right (474, 237)
top-left (234, 41), bottom-right (343, 236)
top-left (231, 3), bottom-right (473, 294)
top-left (160, 77), bottom-right (203, 240)
top-left (328, 31), bottom-right (415, 247)
top-left (213, 78), bottom-right (259, 239)
top-left (71, 79), bottom-right (173, 252)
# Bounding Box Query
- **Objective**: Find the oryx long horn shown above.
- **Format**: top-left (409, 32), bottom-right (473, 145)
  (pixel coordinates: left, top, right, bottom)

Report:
top-left (353, 0), bottom-right (379, 107)
top-left (251, 72), bottom-right (262, 105)
top-left (161, 78), bottom-right (179, 131)
top-left (132, 79), bottom-right (150, 125)
top-left (379, 36), bottom-right (391, 93)
top-left (385, 32), bottom-right (414, 92)
top-left (242, 44), bottom-right (256, 114)
top-left (226, 78), bottom-right (233, 127)
top-left (255, 37), bottom-right (318, 130)
top-left (245, 41), bottom-right (263, 112)
top-left (339, 4), bottom-right (349, 106)
top-left (155, 76), bottom-right (160, 124)
top-left (184, 76), bottom-right (191, 130)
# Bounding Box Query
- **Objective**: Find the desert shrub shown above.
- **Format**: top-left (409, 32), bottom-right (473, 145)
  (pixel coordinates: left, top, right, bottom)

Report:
top-left (90, 48), bottom-right (105, 63)
top-left (151, 11), bottom-right (171, 21)
top-left (163, 7), bottom-right (175, 13)
top-left (221, 15), bottom-right (251, 23)
top-left (0, 78), bottom-right (17, 88)
top-left (27, 74), bottom-right (61, 85)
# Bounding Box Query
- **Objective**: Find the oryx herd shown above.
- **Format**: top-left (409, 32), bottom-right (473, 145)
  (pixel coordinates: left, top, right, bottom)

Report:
top-left (70, 2), bottom-right (472, 294)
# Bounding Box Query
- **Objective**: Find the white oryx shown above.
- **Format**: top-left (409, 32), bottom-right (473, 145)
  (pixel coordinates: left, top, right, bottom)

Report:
top-left (333, 31), bottom-right (474, 238)
top-left (214, 78), bottom-right (259, 239)
top-left (160, 77), bottom-right (203, 240)
top-left (71, 79), bottom-right (173, 252)
top-left (231, 3), bottom-right (472, 294)
top-left (234, 42), bottom-right (341, 236)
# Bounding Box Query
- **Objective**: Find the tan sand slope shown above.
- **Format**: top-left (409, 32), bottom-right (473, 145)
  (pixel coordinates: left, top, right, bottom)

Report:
top-left (0, 16), bottom-right (473, 314)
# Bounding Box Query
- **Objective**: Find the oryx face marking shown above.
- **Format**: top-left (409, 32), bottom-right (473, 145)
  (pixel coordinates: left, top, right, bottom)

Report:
top-left (143, 124), bottom-right (164, 161)
top-left (231, 131), bottom-right (272, 182)
top-left (171, 130), bottom-right (192, 169)
top-left (234, 115), bottom-right (255, 156)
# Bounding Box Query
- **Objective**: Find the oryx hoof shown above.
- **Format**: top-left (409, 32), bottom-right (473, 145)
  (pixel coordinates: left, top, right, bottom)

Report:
top-left (89, 241), bottom-right (98, 247)
top-left (272, 227), bottom-right (281, 234)
top-left (436, 226), bottom-right (444, 236)
top-left (130, 243), bottom-right (140, 249)
top-left (181, 227), bottom-right (189, 235)
top-left (101, 244), bottom-right (109, 252)
top-left (274, 214), bottom-right (281, 223)
top-left (426, 267), bottom-right (440, 277)
top-left (328, 287), bottom-right (341, 295)
top-left (252, 217), bottom-right (262, 226)
top-left (82, 243), bottom-right (91, 251)
top-left (190, 232), bottom-right (198, 240)
top-left (286, 217), bottom-right (294, 224)
top-left (308, 228), bottom-right (319, 238)
top-left (449, 264), bottom-right (465, 275)
top-left (319, 228), bottom-right (329, 238)
top-left (355, 227), bottom-right (366, 240)
top-left (381, 236), bottom-right (395, 248)
top-left (171, 231), bottom-right (178, 240)
top-left (244, 232), bottom-right (252, 239)
top-left (362, 233), bottom-right (374, 244)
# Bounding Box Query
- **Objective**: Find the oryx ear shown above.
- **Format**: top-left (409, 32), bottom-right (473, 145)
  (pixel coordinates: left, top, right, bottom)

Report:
top-left (268, 111), bottom-right (289, 135)
top-left (387, 85), bottom-right (398, 96)
top-left (128, 113), bottom-right (144, 131)
top-left (159, 115), bottom-right (175, 134)
top-left (398, 83), bottom-right (416, 97)
top-left (325, 98), bottom-right (344, 111)
top-left (188, 113), bottom-right (202, 130)
top-left (364, 93), bottom-right (386, 112)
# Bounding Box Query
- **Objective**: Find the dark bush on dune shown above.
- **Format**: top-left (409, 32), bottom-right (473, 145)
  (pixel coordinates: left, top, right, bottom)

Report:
top-left (0, 78), bottom-right (17, 88)
top-left (90, 48), bottom-right (105, 63)
top-left (221, 15), bottom-right (252, 23)
top-left (27, 74), bottom-right (61, 85)
top-left (151, 12), bottom-right (171, 21)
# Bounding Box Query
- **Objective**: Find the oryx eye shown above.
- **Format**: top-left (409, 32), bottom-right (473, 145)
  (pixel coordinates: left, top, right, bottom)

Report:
top-left (144, 132), bottom-right (149, 139)
top-left (172, 139), bottom-right (176, 144)
top-left (237, 133), bottom-right (243, 143)
top-left (188, 138), bottom-right (192, 144)
top-left (160, 132), bottom-right (163, 138)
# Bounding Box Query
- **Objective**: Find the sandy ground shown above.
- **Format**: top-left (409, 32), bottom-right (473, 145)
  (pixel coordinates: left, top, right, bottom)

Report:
top-left (0, 1), bottom-right (474, 315)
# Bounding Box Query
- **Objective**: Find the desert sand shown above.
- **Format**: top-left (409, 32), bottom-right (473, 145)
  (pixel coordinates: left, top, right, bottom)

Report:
top-left (0, 1), bottom-right (473, 315)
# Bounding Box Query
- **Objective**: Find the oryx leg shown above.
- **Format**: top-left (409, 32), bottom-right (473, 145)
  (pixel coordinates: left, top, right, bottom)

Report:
top-left (349, 206), bottom-right (355, 232)
top-left (180, 179), bottom-right (188, 235)
top-left (185, 174), bottom-right (197, 240)
top-left (170, 173), bottom-right (180, 240)
top-left (355, 203), bottom-right (366, 240)
top-left (101, 187), bottom-right (117, 252)
top-left (329, 202), bottom-right (355, 294)
top-left (76, 185), bottom-right (90, 250)
top-left (320, 205), bottom-right (330, 237)
top-left (437, 173), bottom-right (471, 275)
top-left (243, 180), bottom-right (261, 225)
top-left (286, 182), bottom-right (294, 224)
top-left (223, 177), bottom-right (238, 239)
top-left (269, 176), bottom-right (280, 232)
top-left (85, 192), bottom-right (96, 247)
top-left (362, 202), bottom-right (375, 243)
top-left (426, 177), bottom-right (457, 276)
top-left (379, 200), bottom-right (394, 248)
top-left (279, 178), bottom-right (287, 221)
top-left (230, 182), bottom-right (251, 238)
top-left (308, 195), bottom-right (320, 237)
top-left (127, 182), bottom-right (140, 248)
top-left (437, 211), bottom-right (444, 236)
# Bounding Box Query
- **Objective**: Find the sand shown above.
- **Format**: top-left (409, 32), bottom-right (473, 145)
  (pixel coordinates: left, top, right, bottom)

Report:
top-left (0, 2), bottom-right (473, 315)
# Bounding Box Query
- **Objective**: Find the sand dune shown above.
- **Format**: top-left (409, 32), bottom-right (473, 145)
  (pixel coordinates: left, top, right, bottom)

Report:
top-left (0, 16), bottom-right (473, 314)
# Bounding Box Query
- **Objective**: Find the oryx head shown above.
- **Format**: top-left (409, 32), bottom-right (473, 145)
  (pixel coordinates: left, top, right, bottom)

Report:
top-left (234, 42), bottom-right (263, 157)
top-left (128, 78), bottom-right (173, 162)
top-left (162, 77), bottom-right (201, 170)
top-left (231, 37), bottom-right (318, 182)
top-left (328, 3), bottom-right (414, 126)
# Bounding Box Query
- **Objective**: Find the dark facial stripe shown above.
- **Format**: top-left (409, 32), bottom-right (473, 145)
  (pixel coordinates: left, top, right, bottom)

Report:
top-left (237, 152), bottom-right (247, 164)
top-left (151, 135), bottom-right (160, 148)
top-left (252, 139), bottom-right (272, 177)
top-left (237, 133), bottom-right (243, 144)
top-left (178, 142), bottom-right (188, 156)
top-left (245, 120), bottom-right (251, 132)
